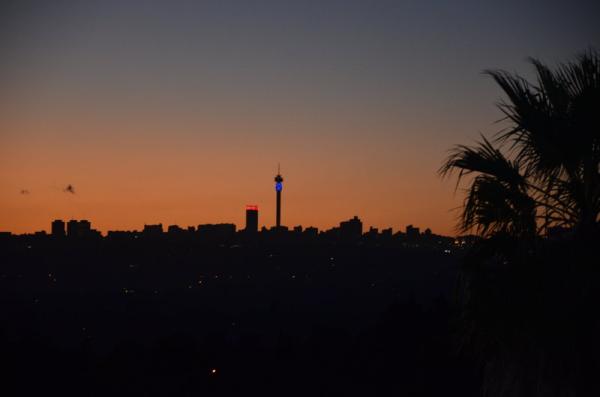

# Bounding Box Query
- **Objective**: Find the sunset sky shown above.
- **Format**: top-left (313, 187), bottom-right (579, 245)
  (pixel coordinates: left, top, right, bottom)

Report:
top-left (1, 0), bottom-right (599, 235)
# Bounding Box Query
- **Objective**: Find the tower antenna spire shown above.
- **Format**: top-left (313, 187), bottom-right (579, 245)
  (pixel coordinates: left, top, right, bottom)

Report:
top-left (274, 165), bottom-right (284, 228)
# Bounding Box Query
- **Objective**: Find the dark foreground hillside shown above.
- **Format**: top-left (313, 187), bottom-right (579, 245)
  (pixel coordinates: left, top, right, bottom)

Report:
top-left (0, 236), bottom-right (478, 396)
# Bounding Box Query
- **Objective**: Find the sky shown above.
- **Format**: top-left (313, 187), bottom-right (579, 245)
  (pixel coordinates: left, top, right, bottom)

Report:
top-left (1, 0), bottom-right (599, 235)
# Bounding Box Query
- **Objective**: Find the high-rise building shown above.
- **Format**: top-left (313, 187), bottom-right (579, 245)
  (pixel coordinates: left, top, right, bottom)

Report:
top-left (143, 224), bottom-right (163, 235)
top-left (340, 216), bottom-right (363, 241)
top-left (67, 220), bottom-right (78, 237)
top-left (51, 219), bottom-right (65, 237)
top-left (274, 166), bottom-right (283, 228)
top-left (66, 219), bottom-right (92, 237)
top-left (197, 223), bottom-right (236, 242)
top-left (245, 205), bottom-right (259, 233)
top-left (79, 220), bottom-right (91, 234)
top-left (406, 224), bottom-right (420, 240)
top-left (167, 225), bottom-right (185, 234)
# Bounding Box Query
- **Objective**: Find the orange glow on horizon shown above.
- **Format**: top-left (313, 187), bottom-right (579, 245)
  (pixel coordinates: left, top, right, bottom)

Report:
top-left (0, 110), bottom-right (463, 236)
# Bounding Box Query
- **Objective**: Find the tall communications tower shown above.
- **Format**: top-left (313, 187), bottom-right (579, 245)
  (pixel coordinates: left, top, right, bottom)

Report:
top-left (274, 165), bottom-right (283, 228)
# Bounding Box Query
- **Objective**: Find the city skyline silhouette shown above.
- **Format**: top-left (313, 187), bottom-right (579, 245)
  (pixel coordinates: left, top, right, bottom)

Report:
top-left (3, 169), bottom-right (446, 238)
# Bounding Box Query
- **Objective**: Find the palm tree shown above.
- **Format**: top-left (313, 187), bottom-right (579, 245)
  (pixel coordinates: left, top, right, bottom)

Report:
top-left (441, 49), bottom-right (600, 240)
top-left (439, 135), bottom-right (536, 240)
top-left (440, 50), bottom-right (600, 396)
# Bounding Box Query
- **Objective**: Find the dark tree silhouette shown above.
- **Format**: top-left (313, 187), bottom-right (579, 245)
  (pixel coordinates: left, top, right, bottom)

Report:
top-left (441, 49), bottom-right (600, 240)
top-left (441, 50), bottom-right (600, 397)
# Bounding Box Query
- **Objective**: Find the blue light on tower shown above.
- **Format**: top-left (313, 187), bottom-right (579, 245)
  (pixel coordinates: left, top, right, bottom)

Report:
top-left (276, 182), bottom-right (282, 192)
